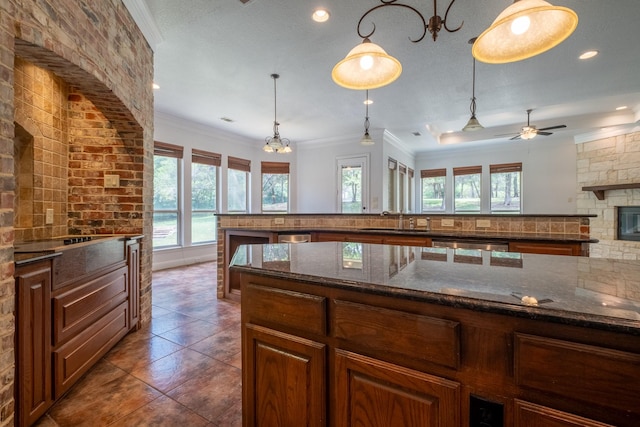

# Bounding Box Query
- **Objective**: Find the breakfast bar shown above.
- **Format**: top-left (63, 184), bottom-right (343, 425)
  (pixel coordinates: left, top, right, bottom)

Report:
top-left (232, 242), bottom-right (640, 426)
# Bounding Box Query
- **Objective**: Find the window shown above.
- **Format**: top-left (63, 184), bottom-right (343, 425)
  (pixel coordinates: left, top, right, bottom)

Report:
top-left (421, 168), bottom-right (446, 211)
top-left (153, 142), bottom-right (182, 248)
top-left (227, 156), bottom-right (250, 212)
top-left (337, 155), bottom-right (368, 213)
top-left (454, 166), bottom-right (481, 212)
top-left (388, 158), bottom-right (397, 211)
top-left (408, 168), bottom-right (414, 213)
top-left (490, 163), bottom-right (522, 213)
top-left (191, 149), bottom-right (220, 243)
top-left (261, 161), bottom-right (289, 212)
top-left (398, 163), bottom-right (406, 212)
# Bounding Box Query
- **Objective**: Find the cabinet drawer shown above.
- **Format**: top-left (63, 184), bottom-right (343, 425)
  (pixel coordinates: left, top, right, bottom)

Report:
top-left (53, 301), bottom-right (129, 397)
top-left (515, 333), bottom-right (640, 416)
top-left (53, 266), bottom-right (128, 345)
top-left (243, 283), bottom-right (327, 336)
top-left (332, 300), bottom-right (460, 370)
top-left (514, 400), bottom-right (614, 427)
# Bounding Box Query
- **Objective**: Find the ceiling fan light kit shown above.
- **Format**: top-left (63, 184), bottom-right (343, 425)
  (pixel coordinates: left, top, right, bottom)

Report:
top-left (472, 0), bottom-right (578, 64)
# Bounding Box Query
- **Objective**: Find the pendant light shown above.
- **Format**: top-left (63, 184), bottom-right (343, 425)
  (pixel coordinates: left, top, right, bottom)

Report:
top-left (263, 73), bottom-right (292, 154)
top-left (360, 90), bottom-right (375, 145)
top-left (472, 0), bottom-right (578, 64)
top-left (462, 38), bottom-right (483, 132)
top-left (332, 38), bottom-right (402, 90)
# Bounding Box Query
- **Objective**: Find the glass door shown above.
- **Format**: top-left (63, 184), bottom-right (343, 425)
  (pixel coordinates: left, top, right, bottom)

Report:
top-left (337, 155), bottom-right (369, 213)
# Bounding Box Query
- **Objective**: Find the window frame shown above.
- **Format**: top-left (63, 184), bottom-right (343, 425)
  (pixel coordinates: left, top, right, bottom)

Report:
top-left (153, 141), bottom-right (183, 249)
top-left (261, 161), bottom-right (290, 213)
top-left (490, 162), bottom-right (522, 214)
top-left (227, 156), bottom-right (251, 213)
top-left (453, 165), bottom-right (482, 213)
top-left (191, 149), bottom-right (220, 244)
top-left (421, 168), bottom-right (447, 212)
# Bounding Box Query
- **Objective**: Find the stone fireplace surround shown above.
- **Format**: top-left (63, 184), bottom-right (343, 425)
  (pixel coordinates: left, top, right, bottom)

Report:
top-left (577, 131), bottom-right (640, 260)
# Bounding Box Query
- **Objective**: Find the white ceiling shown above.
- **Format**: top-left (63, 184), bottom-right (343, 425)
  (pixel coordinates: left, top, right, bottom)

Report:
top-left (126, 0), bottom-right (640, 154)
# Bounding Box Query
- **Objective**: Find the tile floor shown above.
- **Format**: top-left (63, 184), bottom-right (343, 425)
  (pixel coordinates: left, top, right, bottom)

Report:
top-left (34, 261), bottom-right (242, 427)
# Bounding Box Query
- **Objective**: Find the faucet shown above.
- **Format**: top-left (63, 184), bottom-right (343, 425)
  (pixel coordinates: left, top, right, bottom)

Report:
top-left (398, 211), bottom-right (403, 229)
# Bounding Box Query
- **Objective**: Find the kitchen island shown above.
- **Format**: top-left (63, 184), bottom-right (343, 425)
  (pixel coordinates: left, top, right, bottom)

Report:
top-left (232, 242), bottom-right (639, 426)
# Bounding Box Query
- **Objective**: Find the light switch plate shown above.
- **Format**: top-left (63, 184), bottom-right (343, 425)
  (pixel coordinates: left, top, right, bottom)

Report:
top-left (442, 219), bottom-right (454, 227)
top-left (104, 174), bottom-right (120, 188)
top-left (46, 208), bottom-right (54, 224)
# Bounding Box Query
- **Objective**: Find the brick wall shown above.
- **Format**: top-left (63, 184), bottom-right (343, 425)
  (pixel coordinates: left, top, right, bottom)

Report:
top-left (577, 131), bottom-right (640, 259)
top-left (0, 1), bottom-right (153, 425)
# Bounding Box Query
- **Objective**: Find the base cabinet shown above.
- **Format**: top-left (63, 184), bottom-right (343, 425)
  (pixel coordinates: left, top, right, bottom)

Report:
top-left (334, 349), bottom-right (460, 426)
top-left (240, 273), bottom-right (639, 427)
top-left (15, 260), bottom-right (54, 427)
top-left (243, 323), bottom-right (326, 426)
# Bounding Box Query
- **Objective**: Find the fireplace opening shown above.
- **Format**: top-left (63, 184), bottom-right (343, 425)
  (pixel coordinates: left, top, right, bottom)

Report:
top-left (618, 207), bottom-right (640, 241)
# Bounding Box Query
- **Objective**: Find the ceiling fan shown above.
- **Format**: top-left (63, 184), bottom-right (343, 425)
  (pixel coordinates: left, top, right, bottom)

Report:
top-left (503, 109), bottom-right (567, 140)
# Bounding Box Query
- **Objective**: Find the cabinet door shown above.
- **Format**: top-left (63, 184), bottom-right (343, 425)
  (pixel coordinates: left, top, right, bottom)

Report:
top-left (514, 400), bottom-right (614, 427)
top-left (127, 240), bottom-right (140, 330)
top-left (333, 349), bottom-right (460, 427)
top-left (16, 261), bottom-right (53, 427)
top-left (508, 241), bottom-right (581, 256)
top-left (243, 323), bottom-right (326, 426)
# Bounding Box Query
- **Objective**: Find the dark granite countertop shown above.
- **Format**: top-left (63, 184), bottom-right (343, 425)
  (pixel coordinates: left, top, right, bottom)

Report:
top-left (230, 242), bottom-right (639, 335)
top-left (222, 227), bottom-right (595, 243)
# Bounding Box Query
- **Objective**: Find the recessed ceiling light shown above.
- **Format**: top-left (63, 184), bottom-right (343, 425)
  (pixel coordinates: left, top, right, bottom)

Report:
top-left (412, 131), bottom-right (421, 136)
top-left (616, 106), bottom-right (628, 111)
top-left (220, 117), bottom-right (234, 123)
top-left (312, 9), bottom-right (330, 23)
top-left (152, 82), bottom-right (160, 89)
top-left (446, 130), bottom-right (454, 134)
top-left (579, 50), bottom-right (598, 60)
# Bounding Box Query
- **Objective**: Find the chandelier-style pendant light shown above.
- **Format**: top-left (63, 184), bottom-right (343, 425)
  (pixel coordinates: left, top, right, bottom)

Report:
top-left (332, 0), bottom-right (462, 90)
top-left (360, 90), bottom-right (375, 145)
top-left (263, 74), bottom-right (291, 154)
top-left (473, 0), bottom-right (578, 64)
top-left (462, 38), bottom-right (483, 132)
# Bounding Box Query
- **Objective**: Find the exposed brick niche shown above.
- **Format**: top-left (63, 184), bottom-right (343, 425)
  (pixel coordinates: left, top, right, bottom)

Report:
top-left (577, 131), bottom-right (640, 260)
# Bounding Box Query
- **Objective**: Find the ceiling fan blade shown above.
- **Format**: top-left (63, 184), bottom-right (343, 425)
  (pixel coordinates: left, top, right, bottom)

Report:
top-left (537, 124), bottom-right (566, 131)
top-left (509, 134), bottom-right (522, 141)
top-left (536, 131), bottom-right (553, 136)
top-left (495, 132), bottom-right (518, 137)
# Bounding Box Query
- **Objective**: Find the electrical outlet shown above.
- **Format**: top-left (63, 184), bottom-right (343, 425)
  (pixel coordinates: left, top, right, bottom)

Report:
top-left (416, 218), bottom-right (427, 226)
top-left (442, 219), bottom-right (454, 227)
top-left (274, 217), bottom-right (285, 225)
top-left (46, 208), bottom-right (54, 224)
top-left (104, 174), bottom-right (120, 188)
top-left (476, 219), bottom-right (491, 228)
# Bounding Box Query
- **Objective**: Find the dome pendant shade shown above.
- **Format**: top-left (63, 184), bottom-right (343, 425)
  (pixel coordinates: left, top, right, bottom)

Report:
top-left (360, 131), bottom-right (375, 145)
top-left (472, 0), bottom-right (578, 64)
top-left (332, 38), bottom-right (402, 90)
top-left (462, 115), bottom-right (483, 132)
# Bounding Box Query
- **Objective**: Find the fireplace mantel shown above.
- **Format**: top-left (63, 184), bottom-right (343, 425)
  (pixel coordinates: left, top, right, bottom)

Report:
top-left (582, 183), bottom-right (640, 200)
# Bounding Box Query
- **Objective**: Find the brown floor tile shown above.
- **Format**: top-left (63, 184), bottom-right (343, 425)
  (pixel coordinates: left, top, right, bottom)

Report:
top-left (112, 395), bottom-right (210, 427)
top-left (189, 327), bottom-right (241, 366)
top-left (47, 361), bottom-right (162, 426)
top-left (158, 319), bottom-right (220, 346)
top-left (105, 333), bottom-right (184, 373)
top-left (129, 348), bottom-right (219, 393)
top-left (149, 311), bottom-right (200, 335)
top-left (166, 359), bottom-right (242, 423)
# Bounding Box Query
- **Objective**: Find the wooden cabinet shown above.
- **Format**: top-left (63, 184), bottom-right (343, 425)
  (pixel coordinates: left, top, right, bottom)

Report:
top-left (508, 240), bottom-right (586, 256)
top-left (15, 259), bottom-right (54, 427)
top-left (127, 239), bottom-right (140, 329)
top-left (243, 323), bottom-right (326, 426)
top-left (334, 349), bottom-right (460, 426)
top-left (239, 272), bottom-right (640, 426)
top-left (15, 236), bottom-right (141, 426)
